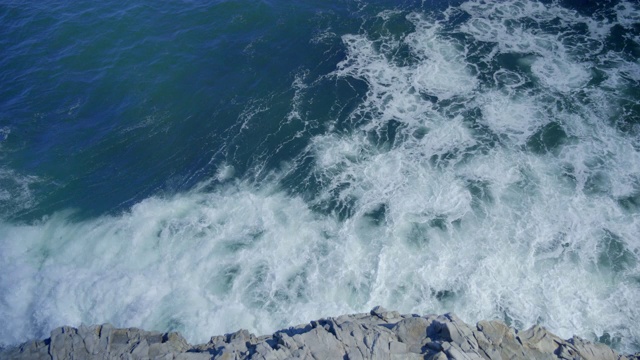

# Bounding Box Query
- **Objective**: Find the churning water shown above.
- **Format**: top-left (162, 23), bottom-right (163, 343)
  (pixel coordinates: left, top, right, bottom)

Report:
top-left (1, 0), bottom-right (639, 353)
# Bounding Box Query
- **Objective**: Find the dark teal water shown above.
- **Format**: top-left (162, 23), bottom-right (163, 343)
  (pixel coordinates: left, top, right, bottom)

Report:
top-left (1, 0), bottom-right (448, 220)
top-left (1, 0), bottom-right (640, 353)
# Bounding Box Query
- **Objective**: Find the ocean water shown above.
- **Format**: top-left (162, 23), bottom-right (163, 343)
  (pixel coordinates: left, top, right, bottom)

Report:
top-left (1, 0), bottom-right (640, 353)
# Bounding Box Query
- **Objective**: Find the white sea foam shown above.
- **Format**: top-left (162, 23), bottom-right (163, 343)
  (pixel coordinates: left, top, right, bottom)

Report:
top-left (0, 184), bottom-right (347, 345)
top-left (531, 57), bottom-right (591, 92)
top-left (215, 163), bottom-right (235, 182)
top-left (0, 127), bottom-right (9, 143)
top-left (1, 0), bottom-right (640, 353)
top-left (615, 1), bottom-right (640, 30)
top-left (478, 91), bottom-right (547, 144)
top-left (0, 169), bottom-right (39, 217)
top-left (317, 0), bottom-right (640, 350)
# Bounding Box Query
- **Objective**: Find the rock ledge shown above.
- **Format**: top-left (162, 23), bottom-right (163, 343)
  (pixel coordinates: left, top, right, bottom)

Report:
top-left (3, 307), bottom-right (639, 360)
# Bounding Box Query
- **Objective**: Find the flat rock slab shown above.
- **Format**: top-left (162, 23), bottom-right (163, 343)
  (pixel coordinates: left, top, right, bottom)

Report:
top-left (2, 307), bottom-right (639, 360)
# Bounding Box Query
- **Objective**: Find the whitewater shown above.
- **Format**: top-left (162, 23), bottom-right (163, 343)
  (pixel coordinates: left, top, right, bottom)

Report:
top-left (1, 0), bottom-right (639, 354)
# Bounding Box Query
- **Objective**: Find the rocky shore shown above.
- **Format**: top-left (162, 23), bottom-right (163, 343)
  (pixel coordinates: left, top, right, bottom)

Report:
top-left (3, 307), bottom-right (639, 360)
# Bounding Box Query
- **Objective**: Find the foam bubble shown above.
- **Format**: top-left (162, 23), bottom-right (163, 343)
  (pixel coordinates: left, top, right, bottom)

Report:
top-left (478, 91), bottom-right (547, 144)
top-left (0, 169), bottom-right (39, 218)
top-left (531, 57), bottom-right (591, 92)
top-left (493, 69), bottom-right (526, 89)
top-left (215, 164), bottom-right (235, 182)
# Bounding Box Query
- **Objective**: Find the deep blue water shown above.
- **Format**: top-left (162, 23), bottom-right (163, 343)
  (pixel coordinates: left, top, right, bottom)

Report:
top-left (1, 0), bottom-right (640, 353)
top-left (1, 0), bottom-right (446, 220)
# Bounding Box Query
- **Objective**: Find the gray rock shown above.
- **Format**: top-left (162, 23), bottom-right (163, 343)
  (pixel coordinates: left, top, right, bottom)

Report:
top-left (0, 340), bottom-right (51, 360)
top-left (0, 308), bottom-right (636, 360)
top-left (562, 335), bottom-right (620, 360)
top-left (294, 324), bottom-right (346, 359)
top-left (370, 306), bottom-right (401, 323)
top-left (427, 351), bottom-right (448, 360)
top-left (393, 316), bottom-right (432, 346)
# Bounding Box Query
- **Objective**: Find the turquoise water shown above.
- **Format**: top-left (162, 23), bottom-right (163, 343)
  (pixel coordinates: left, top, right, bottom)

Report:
top-left (1, 0), bottom-right (640, 353)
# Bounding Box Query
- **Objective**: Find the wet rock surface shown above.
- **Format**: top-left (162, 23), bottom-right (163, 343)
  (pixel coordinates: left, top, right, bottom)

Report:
top-left (3, 307), bottom-right (639, 360)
